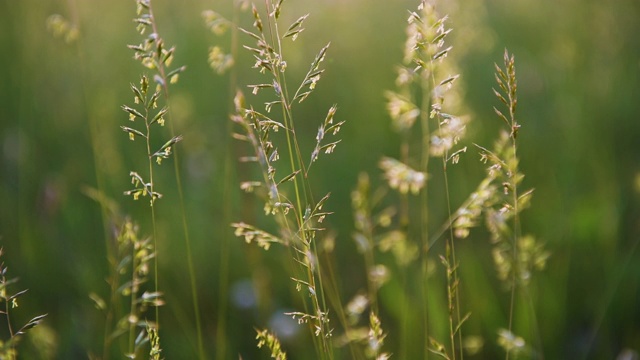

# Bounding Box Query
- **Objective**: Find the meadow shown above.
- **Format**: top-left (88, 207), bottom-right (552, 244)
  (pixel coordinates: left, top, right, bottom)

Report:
top-left (1, 0), bottom-right (640, 358)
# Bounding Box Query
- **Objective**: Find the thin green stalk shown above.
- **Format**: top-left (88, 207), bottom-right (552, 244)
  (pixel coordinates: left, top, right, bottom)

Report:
top-left (505, 52), bottom-right (519, 360)
top-left (506, 137), bottom-right (519, 360)
top-left (215, 2), bottom-right (242, 359)
top-left (128, 229), bottom-right (141, 356)
top-left (420, 70), bottom-right (432, 360)
top-left (0, 250), bottom-right (46, 359)
top-left (145, 2), bottom-right (205, 357)
top-left (363, 239), bottom-right (378, 317)
top-left (144, 95), bottom-right (161, 329)
top-left (400, 111), bottom-right (411, 360)
top-left (426, 37), bottom-right (464, 360)
top-left (323, 251), bottom-right (364, 360)
top-left (433, 88), bottom-right (463, 360)
top-left (62, 0), bottom-right (119, 356)
top-left (440, 91), bottom-right (464, 360)
top-left (443, 170), bottom-right (460, 360)
top-left (399, 266), bottom-right (409, 359)
top-left (2, 284), bottom-right (14, 340)
top-left (523, 285), bottom-right (544, 360)
top-left (582, 233), bottom-right (640, 360)
top-left (2, 296), bottom-right (14, 360)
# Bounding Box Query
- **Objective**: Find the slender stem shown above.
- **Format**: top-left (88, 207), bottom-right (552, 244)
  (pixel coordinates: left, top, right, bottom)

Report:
top-left (215, 2), bottom-right (242, 359)
top-left (506, 140), bottom-right (519, 360)
top-left (439, 124), bottom-right (462, 360)
top-left (145, 2), bottom-right (205, 357)
top-left (506, 54), bottom-right (519, 360)
top-left (3, 289), bottom-right (14, 339)
top-left (363, 236), bottom-right (378, 316)
top-left (443, 168), bottom-right (460, 360)
top-left (128, 235), bottom-right (138, 356)
top-left (419, 69), bottom-right (432, 360)
top-left (323, 251), bottom-right (364, 359)
top-left (143, 101), bottom-right (161, 329)
top-left (427, 45), bottom-right (463, 360)
top-left (524, 285), bottom-right (544, 360)
top-left (63, 0), bottom-right (119, 356)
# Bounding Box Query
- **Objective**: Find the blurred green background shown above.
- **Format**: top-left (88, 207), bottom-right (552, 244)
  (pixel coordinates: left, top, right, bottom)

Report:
top-left (2, 0), bottom-right (640, 358)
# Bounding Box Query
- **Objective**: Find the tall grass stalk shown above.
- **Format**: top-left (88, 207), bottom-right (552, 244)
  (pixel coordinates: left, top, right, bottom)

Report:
top-left (499, 51), bottom-right (521, 360)
top-left (230, 0), bottom-right (344, 357)
top-left (491, 50), bottom-right (534, 360)
top-left (425, 23), bottom-right (465, 360)
top-left (120, 0), bottom-right (193, 355)
top-left (382, 1), bottom-right (468, 358)
top-left (447, 50), bottom-right (548, 357)
top-left (349, 173), bottom-right (390, 359)
top-left (202, 2), bottom-right (245, 358)
top-left (138, 1), bottom-right (205, 357)
top-left (47, 5), bottom-right (118, 357)
top-left (123, 0), bottom-right (205, 359)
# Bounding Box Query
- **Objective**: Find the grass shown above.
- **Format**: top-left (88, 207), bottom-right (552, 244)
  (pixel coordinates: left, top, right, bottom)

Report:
top-left (4, 0), bottom-right (561, 358)
top-left (0, 248), bottom-right (47, 359)
top-left (229, 1), bottom-right (340, 357)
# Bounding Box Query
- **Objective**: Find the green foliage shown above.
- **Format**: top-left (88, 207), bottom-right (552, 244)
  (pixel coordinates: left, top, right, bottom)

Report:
top-left (4, 0), bottom-right (640, 358)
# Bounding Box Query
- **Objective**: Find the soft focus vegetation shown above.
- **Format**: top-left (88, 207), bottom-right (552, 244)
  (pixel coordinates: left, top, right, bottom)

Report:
top-left (1, 0), bottom-right (640, 358)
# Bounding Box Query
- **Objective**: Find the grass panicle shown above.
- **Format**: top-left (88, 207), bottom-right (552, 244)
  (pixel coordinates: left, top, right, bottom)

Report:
top-left (377, 0), bottom-right (469, 358)
top-left (202, 9), bottom-right (236, 75)
top-left (0, 248), bottom-right (48, 360)
top-left (256, 328), bottom-right (287, 360)
top-left (444, 49), bottom-right (549, 358)
top-left (89, 218), bottom-right (164, 359)
top-left (484, 50), bottom-right (548, 358)
top-left (230, 1), bottom-right (344, 358)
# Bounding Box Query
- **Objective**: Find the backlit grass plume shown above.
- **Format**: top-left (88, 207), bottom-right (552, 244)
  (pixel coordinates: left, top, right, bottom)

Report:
top-left (230, 1), bottom-right (343, 357)
top-left (373, 1), bottom-right (469, 358)
top-left (445, 50), bottom-right (549, 358)
top-left (480, 50), bottom-right (548, 358)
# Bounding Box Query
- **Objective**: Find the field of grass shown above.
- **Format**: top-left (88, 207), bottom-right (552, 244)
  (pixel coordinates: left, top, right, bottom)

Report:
top-left (1, 0), bottom-right (640, 358)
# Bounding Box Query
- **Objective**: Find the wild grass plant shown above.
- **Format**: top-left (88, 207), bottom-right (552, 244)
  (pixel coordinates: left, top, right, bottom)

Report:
top-left (350, 5), bottom-right (550, 360)
top-left (228, 1), bottom-right (343, 358)
top-left (88, 218), bottom-right (163, 359)
top-left (90, 0), bottom-right (206, 358)
top-left (115, 0), bottom-right (206, 358)
top-left (379, 2), bottom-right (468, 358)
top-left (0, 248), bottom-right (47, 359)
